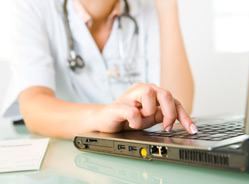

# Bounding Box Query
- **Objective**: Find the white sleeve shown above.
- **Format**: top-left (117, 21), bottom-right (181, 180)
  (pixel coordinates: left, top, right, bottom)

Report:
top-left (1, 0), bottom-right (55, 120)
top-left (11, 0), bottom-right (55, 92)
top-left (143, 0), bottom-right (161, 86)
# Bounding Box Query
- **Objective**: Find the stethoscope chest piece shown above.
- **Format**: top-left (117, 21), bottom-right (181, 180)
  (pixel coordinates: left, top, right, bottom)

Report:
top-left (63, 0), bottom-right (138, 75)
top-left (68, 50), bottom-right (85, 71)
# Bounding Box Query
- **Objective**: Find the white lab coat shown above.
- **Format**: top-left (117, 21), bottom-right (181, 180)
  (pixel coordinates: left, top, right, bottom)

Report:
top-left (1, 0), bottom-right (160, 121)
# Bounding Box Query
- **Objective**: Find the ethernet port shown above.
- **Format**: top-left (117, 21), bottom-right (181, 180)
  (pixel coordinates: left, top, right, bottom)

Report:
top-left (160, 147), bottom-right (167, 156)
top-left (151, 146), bottom-right (159, 154)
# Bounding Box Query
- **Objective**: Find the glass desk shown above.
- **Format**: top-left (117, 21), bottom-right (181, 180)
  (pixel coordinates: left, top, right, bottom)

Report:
top-left (0, 123), bottom-right (249, 184)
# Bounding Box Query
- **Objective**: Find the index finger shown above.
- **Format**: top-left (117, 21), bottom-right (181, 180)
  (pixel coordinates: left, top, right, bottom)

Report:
top-left (148, 84), bottom-right (197, 134)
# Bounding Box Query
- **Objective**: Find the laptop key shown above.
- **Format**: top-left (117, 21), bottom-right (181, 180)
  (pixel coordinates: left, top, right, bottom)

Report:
top-left (232, 133), bottom-right (244, 136)
top-left (237, 133), bottom-right (245, 135)
top-left (209, 133), bottom-right (228, 138)
top-left (198, 137), bottom-right (212, 140)
top-left (210, 137), bottom-right (226, 141)
top-left (184, 135), bottom-right (200, 139)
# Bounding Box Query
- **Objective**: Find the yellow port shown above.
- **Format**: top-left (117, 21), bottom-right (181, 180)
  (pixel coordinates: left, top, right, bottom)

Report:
top-left (140, 148), bottom-right (147, 158)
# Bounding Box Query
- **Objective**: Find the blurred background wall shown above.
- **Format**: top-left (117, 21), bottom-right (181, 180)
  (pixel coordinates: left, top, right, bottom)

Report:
top-left (0, 0), bottom-right (12, 123)
top-left (0, 0), bottom-right (249, 123)
top-left (179, 0), bottom-right (249, 116)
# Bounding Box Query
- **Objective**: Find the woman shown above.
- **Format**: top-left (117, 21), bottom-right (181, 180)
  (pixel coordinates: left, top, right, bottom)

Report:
top-left (2, 0), bottom-right (196, 139)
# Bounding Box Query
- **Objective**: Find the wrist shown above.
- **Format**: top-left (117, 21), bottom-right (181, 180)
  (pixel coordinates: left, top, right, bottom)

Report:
top-left (78, 104), bottom-right (106, 133)
top-left (91, 104), bottom-right (107, 132)
top-left (155, 0), bottom-right (178, 13)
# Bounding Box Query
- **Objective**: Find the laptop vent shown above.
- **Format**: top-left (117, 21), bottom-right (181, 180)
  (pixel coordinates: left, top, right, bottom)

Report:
top-left (179, 149), bottom-right (229, 166)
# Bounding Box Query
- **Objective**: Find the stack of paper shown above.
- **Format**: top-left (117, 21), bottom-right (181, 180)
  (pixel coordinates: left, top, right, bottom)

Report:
top-left (0, 138), bottom-right (49, 173)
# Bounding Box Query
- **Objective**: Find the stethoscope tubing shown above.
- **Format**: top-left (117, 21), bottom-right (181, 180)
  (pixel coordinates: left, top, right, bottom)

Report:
top-left (63, 0), bottom-right (139, 85)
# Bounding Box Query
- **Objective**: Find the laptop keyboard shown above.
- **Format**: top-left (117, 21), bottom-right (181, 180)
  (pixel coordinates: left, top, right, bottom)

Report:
top-left (144, 121), bottom-right (245, 141)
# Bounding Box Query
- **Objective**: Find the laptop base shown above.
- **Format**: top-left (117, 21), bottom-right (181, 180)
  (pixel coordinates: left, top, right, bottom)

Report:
top-left (74, 135), bottom-right (249, 172)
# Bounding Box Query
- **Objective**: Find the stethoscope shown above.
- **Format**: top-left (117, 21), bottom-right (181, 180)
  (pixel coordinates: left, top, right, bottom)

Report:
top-left (63, 0), bottom-right (139, 82)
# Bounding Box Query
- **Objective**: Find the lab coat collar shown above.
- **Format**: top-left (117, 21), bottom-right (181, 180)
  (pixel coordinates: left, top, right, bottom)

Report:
top-left (58, 0), bottom-right (140, 17)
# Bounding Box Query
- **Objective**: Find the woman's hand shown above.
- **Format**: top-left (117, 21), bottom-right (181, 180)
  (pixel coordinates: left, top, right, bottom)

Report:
top-left (95, 83), bottom-right (198, 134)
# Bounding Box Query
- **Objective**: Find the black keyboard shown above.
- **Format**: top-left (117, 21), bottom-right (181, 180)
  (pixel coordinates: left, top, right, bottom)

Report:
top-left (144, 121), bottom-right (245, 141)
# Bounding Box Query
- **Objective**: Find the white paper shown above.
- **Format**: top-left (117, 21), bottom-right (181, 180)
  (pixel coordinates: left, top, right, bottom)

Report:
top-left (0, 138), bottom-right (49, 173)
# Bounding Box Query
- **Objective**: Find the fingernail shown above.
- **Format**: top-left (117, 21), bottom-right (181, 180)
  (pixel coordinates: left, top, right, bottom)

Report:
top-left (190, 124), bottom-right (198, 134)
top-left (165, 125), bottom-right (173, 132)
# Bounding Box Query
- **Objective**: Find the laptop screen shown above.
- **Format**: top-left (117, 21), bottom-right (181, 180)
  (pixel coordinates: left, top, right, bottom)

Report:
top-left (244, 75), bottom-right (249, 135)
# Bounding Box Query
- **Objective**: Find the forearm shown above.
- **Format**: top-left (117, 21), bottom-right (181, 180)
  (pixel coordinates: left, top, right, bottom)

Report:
top-left (19, 82), bottom-right (197, 140)
top-left (19, 87), bottom-right (103, 140)
top-left (155, 0), bottom-right (194, 114)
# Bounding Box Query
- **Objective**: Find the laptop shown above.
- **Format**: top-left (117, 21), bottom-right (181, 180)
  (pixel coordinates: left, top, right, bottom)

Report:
top-left (73, 82), bottom-right (249, 172)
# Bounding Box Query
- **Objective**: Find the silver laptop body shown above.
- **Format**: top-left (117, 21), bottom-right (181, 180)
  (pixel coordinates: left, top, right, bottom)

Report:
top-left (74, 79), bottom-right (249, 172)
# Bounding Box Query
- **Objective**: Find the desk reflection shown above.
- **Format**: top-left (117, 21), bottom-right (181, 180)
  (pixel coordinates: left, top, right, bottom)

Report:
top-left (1, 125), bottom-right (249, 184)
top-left (73, 151), bottom-right (249, 184)
top-left (74, 152), bottom-right (167, 184)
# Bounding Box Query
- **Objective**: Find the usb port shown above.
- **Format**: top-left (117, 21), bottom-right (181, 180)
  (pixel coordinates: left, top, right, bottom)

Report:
top-left (118, 145), bottom-right (126, 150)
top-left (129, 146), bottom-right (137, 151)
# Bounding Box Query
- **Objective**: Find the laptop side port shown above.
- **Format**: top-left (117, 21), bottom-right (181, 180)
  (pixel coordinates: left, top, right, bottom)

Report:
top-left (77, 139), bottom-right (82, 145)
top-left (129, 146), bottom-right (137, 151)
top-left (84, 144), bottom-right (89, 149)
top-left (74, 137), bottom-right (89, 149)
top-left (114, 142), bottom-right (150, 159)
top-left (151, 146), bottom-right (168, 157)
top-left (118, 145), bottom-right (126, 150)
top-left (86, 139), bottom-right (98, 143)
top-left (160, 146), bottom-right (168, 157)
top-left (151, 145), bottom-right (160, 156)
